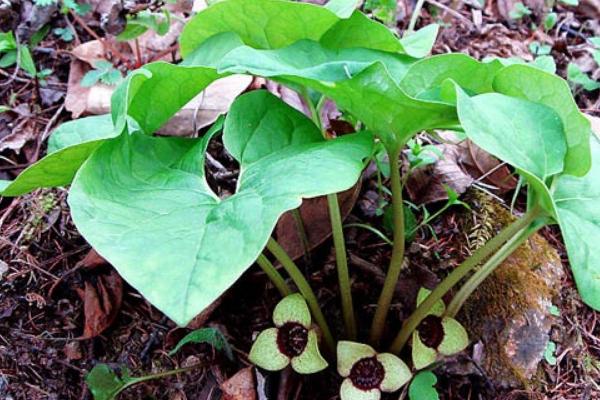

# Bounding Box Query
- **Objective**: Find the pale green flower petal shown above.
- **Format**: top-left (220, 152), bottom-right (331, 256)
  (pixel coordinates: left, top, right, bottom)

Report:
top-left (416, 288), bottom-right (445, 317)
top-left (438, 317), bottom-right (469, 356)
top-left (291, 330), bottom-right (328, 374)
top-left (376, 353), bottom-right (412, 392)
top-left (249, 328), bottom-right (290, 371)
top-left (340, 378), bottom-right (381, 400)
top-left (337, 341), bottom-right (377, 377)
top-left (412, 332), bottom-right (437, 370)
top-left (273, 293), bottom-right (311, 328)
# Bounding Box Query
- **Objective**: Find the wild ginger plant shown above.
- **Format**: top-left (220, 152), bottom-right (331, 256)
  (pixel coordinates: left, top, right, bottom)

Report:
top-left (1, 0), bottom-right (599, 399)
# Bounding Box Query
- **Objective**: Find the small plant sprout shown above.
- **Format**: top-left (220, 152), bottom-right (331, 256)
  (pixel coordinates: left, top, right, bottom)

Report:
top-left (411, 288), bottom-right (468, 370)
top-left (337, 341), bottom-right (411, 400)
top-left (249, 294), bottom-right (328, 374)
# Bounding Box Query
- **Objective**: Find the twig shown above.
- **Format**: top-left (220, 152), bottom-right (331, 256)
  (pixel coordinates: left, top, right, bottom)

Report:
top-left (427, 0), bottom-right (475, 28)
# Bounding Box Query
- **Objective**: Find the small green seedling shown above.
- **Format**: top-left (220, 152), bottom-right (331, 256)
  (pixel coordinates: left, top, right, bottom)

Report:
top-left (544, 341), bottom-right (558, 365)
top-left (34, 0), bottom-right (91, 15)
top-left (117, 9), bottom-right (172, 42)
top-left (0, 31), bottom-right (36, 76)
top-left (54, 27), bottom-right (74, 42)
top-left (543, 12), bottom-right (558, 31)
top-left (412, 288), bottom-right (468, 370)
top-left (80, 60), bottom-right (124, 87)
top-left (337, 341), bottom-right (411, 400)
top-left (86, 363), bottom-right (201, 400)
top-left (567, 63), bottom-right (600, 91)
top-left (249, 294), bottom-right (328, 374)
top-left (169, 327), bottom-right (234, 361)
top-left (529, 42), bottom-right (552, 56)
top-left (509, 2), bottom-right (532, 19)
top-left (409, 371), bottom-right (440, 400)
top-left (364, 0), bottom-right (398, 26)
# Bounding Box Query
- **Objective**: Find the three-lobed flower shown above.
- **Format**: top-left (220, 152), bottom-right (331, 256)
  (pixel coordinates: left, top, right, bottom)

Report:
top-left (337, 341), bottom-right (412, 400)
top-left (249, 293), bottom-right (328, 374)
top-left (412, 288), bottom-right (469, 370)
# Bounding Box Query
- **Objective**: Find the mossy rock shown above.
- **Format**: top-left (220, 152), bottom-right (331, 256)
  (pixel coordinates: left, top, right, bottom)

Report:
top-left (458, 190), bottom-right (563, 389)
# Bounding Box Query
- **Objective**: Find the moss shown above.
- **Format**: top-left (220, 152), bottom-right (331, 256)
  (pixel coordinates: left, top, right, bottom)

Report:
top-left (457, 190), bottom-right (560, 388)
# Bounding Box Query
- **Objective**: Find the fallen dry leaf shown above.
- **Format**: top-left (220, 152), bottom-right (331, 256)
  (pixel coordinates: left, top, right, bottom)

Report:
top-left (75, 267), bottom-right (123, 339)
top-left (221, 367), bottom-right (257, 400)
top-left (276, 184), bottom-right (361, 261)
top-left (65, 39), bottom-right (251, 134)
top-left (406, 144), bottom-right (474, 204)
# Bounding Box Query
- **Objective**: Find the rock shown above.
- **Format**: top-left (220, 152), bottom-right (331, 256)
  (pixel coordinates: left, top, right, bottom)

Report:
top-left (458, 192), bottom-right (563, 389)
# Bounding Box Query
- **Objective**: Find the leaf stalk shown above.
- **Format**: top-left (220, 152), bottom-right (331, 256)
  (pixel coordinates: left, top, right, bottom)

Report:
top-left (388, 206), bottom-right (541, 354)
top-left (369, 146), bottom-right (405, 346)
top-left (256, 254), bottom-right (292, 297)
top-left (266, 238), bottom-right (336, 354)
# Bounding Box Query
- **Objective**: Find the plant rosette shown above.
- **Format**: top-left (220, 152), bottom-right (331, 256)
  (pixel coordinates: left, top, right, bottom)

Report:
top-left (412, 288), bottom-right (469, 370)
top-left (249, 294), bottom-right (328, 374)
top-left (337, 341), bottom-right (412, 400)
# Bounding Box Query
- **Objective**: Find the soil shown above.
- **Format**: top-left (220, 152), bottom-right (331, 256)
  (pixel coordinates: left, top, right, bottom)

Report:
top-left (1, 1), bottom-right (599, 399)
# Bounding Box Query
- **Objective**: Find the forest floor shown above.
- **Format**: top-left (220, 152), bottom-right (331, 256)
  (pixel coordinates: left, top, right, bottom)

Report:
top-left (0, 0), bottom-right (599, 399)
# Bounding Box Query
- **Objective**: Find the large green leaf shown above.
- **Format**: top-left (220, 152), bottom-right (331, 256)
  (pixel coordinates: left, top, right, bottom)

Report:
top-left (553, 136), bottom-right (600, 310)
top-left (110, 62), bottom-right (222, 135)
top-left (215, 38), bottom-right (416, 84)
top-left (455, 89), bottom-right (567, 214)
top-left (180, 0), bottom-right (338, 55)
top-left (186, 35), bottom-right (456, 150)
top-left (0, 115), bottom-right (117, 197)
top-left (399, 53), bottom-right (504, 100)
top-left (180, 0), bottom-right (408, 57)
top-left (493, 64), bottom-right (591, 177)
top-left (68, 92), bottom-right (372, 325)
top-left (47, 114), bottom-right (114, 153)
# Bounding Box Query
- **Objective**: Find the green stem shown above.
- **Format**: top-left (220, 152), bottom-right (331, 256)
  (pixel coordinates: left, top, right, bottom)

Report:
top-left (445, 225), bottom-right (540, 317)
top-left (115, 365), bottom-right (200, 398)
top-left (388, 206), bottom-right (540, 354)
top-left (408, 203), bottom-right (451, 236)
top-left (302, 91), bottom-right (357, 341)
top-left (328, 193), bottom-right (357, 340)
top-left (369, 147), bottom-right (405, 346)
top-left (344, 223), bottom-right (393, 246)
top-left (406, 0), bottom-right (427, 35)
top-left (266, 238), bottom-right (336, 354)
top-left (256, 254), bottom-right (292, 297)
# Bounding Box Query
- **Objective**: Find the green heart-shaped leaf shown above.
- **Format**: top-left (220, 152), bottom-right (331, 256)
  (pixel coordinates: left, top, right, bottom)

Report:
top-left (0, 114), bottom-right (116, 196)
top-left (493, 64), bottom-right (591, 177)
top-left (180, 0), bottom-right (407, 57)
top-left (399, 53), bottom-right (504, 100)
top-left (455, 88), bottom-right (567, 215)
top-left (185, 34), bottom-right (456, 150)
top-left (68, 92), bottom-right (372, 325)
top-left (111, 62), bottom-right (222, 135)
top-left (553, 136), bottom-right (600, 310)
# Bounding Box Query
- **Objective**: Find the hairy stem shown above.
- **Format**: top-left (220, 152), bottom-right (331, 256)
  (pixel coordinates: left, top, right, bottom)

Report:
top-left (388, 206), bottom-right (540, 354)
top-left (369, 147), bottom-right (405, 346)
top-left (266, 238), bottom-right (336, 354)
top-left (256, 254), bottom-right (292, 297)
top-left (445, 224), bottom-right (540, 317)
top-left (328, 193), bottom-right (357, 340)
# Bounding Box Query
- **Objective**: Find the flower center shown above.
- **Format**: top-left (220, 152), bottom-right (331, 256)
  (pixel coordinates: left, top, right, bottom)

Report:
top-left (349, 357), bottom-right (385, 390)
top-left (417, 315), bottom-right (444, 348)
top-left (277, 322), bottom-right (308, 357)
